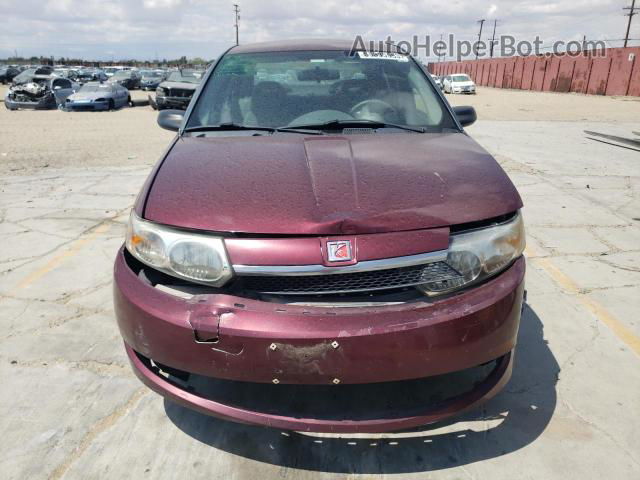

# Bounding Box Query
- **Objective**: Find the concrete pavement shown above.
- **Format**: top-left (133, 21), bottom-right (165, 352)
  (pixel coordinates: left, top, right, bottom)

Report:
top-left (1, 95), bottom-right (639, 479)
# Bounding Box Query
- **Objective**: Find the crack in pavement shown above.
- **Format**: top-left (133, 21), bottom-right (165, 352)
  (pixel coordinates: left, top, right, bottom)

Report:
top-left (0, 206), bottom-right (131, 300)
top-left (560, 395), bottom-right (640, 468)
top-left (48, 388), bottom-right (148, 480)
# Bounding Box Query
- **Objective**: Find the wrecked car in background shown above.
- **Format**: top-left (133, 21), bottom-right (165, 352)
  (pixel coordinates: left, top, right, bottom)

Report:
top-left (75, 69), bottom-right (108, 84)
top-left (0, 65), bottom-right (21, 84)
top-left (150, 69), bottom-right (201, 110)
top-left (11, 66), bottom-right (54, 85)
top-left (140, 70), bottom-right (166, 90)
top-left (108, 70), bottom-right (141, 90)
top-left (64, 81), bottom-right (131, 111)
top-left (5, 74), bottom-right (79, 110)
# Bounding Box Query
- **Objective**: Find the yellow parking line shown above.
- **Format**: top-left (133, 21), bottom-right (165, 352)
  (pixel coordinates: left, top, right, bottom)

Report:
top-left (532, 255), bottom-right (640, 358)
top-left (11, 222), bottom-right (112, 294)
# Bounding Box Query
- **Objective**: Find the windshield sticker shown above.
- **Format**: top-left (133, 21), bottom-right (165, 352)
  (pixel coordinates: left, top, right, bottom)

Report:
top-left (356, 51), bottom-right (409, 62)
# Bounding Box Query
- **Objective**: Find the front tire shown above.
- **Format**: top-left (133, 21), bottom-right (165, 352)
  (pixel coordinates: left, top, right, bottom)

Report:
top-left (108, 99), bottom-right (115, 111)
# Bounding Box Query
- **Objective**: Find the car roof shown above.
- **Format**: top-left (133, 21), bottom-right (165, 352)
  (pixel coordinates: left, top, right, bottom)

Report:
top-left (228, 38), bottom-right (399, 55)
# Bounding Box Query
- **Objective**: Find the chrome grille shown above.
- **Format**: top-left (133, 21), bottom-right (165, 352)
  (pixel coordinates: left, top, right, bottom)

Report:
top-left (241, 261), bottom-right (462, 295)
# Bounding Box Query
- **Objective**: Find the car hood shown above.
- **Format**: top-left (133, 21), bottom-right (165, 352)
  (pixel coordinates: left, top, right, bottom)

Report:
top-left (452, 81), bottom-right (475, 87)
top-left (143, 133), bottom-right (522, 235)
top-left (68, 91), bottom-right (110, 101)
top-left (159, 81), bottom-right (198, 90)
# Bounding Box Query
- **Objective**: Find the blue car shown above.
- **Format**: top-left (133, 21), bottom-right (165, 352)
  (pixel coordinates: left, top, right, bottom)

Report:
top-left (64, 82), bottom-right (131, 111)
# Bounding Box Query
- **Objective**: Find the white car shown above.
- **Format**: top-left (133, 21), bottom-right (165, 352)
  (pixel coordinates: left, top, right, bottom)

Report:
top-left (443, 74), bottom-right (477, 94)
top-left (430, 74), bottom-right (443, 90)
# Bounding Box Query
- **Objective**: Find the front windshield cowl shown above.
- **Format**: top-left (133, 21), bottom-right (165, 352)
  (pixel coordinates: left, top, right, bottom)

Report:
top-left (186, 50), bottom-right (458, 133)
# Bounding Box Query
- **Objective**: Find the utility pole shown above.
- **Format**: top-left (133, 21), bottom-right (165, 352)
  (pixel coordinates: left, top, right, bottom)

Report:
top-left (624, 0), bottom-right (637, 48)
top-left (233, 4), bottom-right (240, 46)
top-left (475, 19), bottom-right (486, 60)
top-left (489, 19), bottom-right (498, 58)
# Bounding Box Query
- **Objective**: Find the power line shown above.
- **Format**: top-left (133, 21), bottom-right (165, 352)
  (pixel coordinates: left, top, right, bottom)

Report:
top-left (489, 19), bottom-right (499, 58)
top-left (475, 19), bottom-right (485, 60)
top-left (233, 4), bottom-right (240, 46)
top-left (624, 0), bottom-right (638, 48)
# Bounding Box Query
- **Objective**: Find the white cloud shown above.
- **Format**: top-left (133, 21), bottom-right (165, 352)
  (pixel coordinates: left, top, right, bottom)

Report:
top-left (0, 0), bottom-right (633, 60)
top-left (143, 0), bottom-right (182, 8)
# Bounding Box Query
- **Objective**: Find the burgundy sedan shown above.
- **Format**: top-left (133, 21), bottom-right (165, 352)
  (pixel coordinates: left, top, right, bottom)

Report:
top-left (114, 40), bottom-right (525, 433)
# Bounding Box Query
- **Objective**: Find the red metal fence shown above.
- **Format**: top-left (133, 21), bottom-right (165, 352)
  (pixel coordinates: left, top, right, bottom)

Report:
top-left (428, 47), bottom-right (640, 97)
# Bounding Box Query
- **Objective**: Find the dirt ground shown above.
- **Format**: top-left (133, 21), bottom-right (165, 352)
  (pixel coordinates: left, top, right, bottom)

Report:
top-left (446, 87), bottom-right (640, 122)
top-left (0, 87), bottom-right (173, 175)
top-left (1, 85), bottom-right (638, 175)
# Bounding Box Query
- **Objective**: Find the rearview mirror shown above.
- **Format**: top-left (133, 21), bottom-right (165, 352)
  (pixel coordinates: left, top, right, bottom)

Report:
top-left (158, 109), bottom-right (184, 132)
top-left (452, 106), bottom-right (477, 127)
top-left (297, 67), bottom-right (340, 82)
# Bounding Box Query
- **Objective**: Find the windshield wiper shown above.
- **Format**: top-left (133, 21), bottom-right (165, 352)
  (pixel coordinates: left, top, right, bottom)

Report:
top-left (183, 123), bottom-right (324, 135)
top-left (184, 123), bottom-right (276, 134)
top-left (285, 119), bottom-right (426, 133)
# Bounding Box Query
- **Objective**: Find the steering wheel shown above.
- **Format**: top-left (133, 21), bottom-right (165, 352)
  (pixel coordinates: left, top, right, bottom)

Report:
top-left (329, 79), bottom-right (367, 96)
top-left (349, 99), bottom-right (399, 122)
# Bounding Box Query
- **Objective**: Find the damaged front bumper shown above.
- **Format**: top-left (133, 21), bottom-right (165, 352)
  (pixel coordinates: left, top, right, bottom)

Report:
top-left (114, 247), bottom-right (525, 432)
top-left (4, 95), bottom-right (56, 110)
top-left (155, 95), bottom-right (191, 110)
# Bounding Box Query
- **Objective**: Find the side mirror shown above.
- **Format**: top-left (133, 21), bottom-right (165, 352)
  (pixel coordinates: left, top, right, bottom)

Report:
top-left (158, 109), bottom-right (184, 132)
top-left (452, 105), bottom-right (477, 127)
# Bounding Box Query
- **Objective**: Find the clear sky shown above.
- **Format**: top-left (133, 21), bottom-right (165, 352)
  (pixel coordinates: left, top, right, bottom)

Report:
top-left (0, 0), bottom-right (637, 61)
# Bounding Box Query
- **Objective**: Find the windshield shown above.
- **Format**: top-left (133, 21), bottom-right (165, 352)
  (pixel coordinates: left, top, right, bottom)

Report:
top-left (187, 50), bottom-right (454, 131)
top-left (452, 75), bottom-right (471, 82)
top-left (167, 71), bottom-right (200, 83)
top-left (142, 71), bottom-right (163, 78)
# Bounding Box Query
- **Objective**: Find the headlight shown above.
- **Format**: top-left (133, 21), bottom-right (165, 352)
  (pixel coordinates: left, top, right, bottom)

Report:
top-left (156, 87), bottom-right (166, 96)
top-left (125, 212), bottom-right (233, 286)
top-left (419, 212), bottom-right (525, 296)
